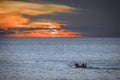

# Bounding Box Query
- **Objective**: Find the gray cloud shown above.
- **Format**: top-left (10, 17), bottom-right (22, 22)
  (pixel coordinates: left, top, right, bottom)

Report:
top-left (36, 0), bottom-right (120, 37)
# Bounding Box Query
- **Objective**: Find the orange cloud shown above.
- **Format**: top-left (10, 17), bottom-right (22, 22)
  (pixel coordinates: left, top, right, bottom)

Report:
top-left (2, 29), bottom-right (81, 37)
top-left (28, 22), bottom-right (61, 28)
top-left (0, 0), bottom-right (75, 28)
top-left (0, 0), bottom-right (82, 37)
top-left (0, 1), bottom-right (75, 16)
top-left (0, 13), bottom-right (29, 29)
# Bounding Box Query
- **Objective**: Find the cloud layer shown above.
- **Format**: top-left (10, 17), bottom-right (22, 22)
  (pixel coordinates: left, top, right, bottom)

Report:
top-left (0, 0), bottom-right (81, 37)
top-left (0, 1), bottom-right (75, 15)
top-left (0, 0), bottom-right (75, 28)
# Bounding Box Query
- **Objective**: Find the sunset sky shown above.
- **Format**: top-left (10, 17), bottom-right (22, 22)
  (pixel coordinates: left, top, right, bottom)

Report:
top-left (0, 0), bottom-right (120, 37)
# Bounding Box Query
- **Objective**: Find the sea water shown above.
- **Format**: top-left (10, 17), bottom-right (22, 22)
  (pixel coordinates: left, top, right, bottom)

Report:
top-left (0, 38), bottom-right (120, 80)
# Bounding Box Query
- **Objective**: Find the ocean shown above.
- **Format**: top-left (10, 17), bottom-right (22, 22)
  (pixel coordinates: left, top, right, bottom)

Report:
top-left (0, 38), bottom-right (120, 80)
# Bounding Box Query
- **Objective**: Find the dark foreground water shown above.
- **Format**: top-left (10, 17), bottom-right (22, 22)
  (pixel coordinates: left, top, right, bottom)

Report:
top-left (0, 38), bottom-right (120, 80)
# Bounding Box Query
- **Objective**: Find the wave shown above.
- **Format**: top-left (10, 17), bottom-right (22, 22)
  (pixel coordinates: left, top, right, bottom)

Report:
top-left (68, 64), bottom-right (120, 70)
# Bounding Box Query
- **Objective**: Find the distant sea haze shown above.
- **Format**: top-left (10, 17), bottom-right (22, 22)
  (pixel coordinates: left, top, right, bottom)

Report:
top-left (0, 38), bottom-right (120, 80)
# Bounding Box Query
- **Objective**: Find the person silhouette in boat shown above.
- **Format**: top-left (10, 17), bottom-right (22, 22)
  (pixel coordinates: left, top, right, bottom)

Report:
top-left (75, 63), bottom-right (87, 68)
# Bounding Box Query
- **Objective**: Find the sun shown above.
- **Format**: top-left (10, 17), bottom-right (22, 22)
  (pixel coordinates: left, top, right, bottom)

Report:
top-left (48, 28), bottom-right (58, 34)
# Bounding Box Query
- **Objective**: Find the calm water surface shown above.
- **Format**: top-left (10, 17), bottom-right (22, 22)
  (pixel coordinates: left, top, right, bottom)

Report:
top-left (0, 38), bottom-right (120, 80)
